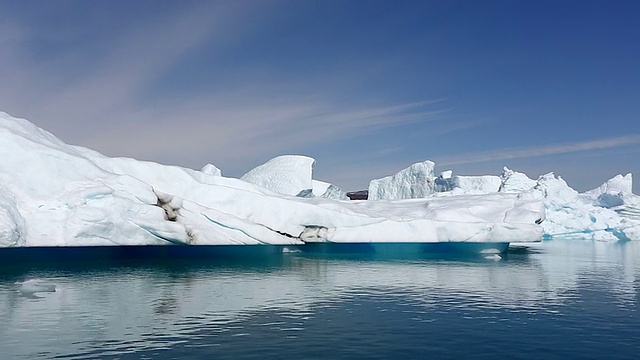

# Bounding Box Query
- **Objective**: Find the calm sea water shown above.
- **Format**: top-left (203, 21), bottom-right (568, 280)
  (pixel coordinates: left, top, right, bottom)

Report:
top-left (1, 241), bottom-right (639, 360)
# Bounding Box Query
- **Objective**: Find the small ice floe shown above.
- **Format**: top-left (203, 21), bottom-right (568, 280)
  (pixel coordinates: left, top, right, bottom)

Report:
top-left (484, 254), bottom-right (502, 261)
top-left (282, 247), bottom-right (301, 253)
top-left (16, 279), bottom-right (57, 295)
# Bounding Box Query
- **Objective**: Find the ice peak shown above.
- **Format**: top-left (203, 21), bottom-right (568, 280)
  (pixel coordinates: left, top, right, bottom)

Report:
top-left (241, 155), bottom-right (315, 196)
top-left (368, 160), bottom-right (436, 200)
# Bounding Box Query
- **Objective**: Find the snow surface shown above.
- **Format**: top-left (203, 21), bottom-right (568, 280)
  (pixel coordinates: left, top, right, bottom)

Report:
top-left (241, 155), bottom-right (315, 197)
top-left (0, 112), bottom-right (547, 247)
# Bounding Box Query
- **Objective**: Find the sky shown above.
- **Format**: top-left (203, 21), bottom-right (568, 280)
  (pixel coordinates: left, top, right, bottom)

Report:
top-left (1, 0), bottom-right (639, 193)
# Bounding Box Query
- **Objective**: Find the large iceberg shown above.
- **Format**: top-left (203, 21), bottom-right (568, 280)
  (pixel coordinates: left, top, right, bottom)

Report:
top-left (0, 111), bottom-right (544, 247)
top-left (369, 162), bottom-right (640, 241)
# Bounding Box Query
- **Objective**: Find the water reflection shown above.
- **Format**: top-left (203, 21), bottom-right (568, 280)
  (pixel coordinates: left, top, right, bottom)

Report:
top-left (0, 241), bottom-right (638, 359)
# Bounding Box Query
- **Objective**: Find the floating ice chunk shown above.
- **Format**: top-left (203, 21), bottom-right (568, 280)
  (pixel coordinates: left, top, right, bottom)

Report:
top-left (16, 279), bottom-right (57, 294)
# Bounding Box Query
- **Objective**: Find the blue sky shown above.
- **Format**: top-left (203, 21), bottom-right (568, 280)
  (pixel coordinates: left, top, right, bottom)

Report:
top-left (1, 0), bottom-right (639, 193)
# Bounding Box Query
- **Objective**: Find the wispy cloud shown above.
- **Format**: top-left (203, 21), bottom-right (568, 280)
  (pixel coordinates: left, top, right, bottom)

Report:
top-left (80, 97), bottom-right (456, 169)
top-left (438, 135), bottom-right (640, 166)
top-left (0, 1), bottom-right (470, 178)
top-left (0, 2), bottom-right (258, 128)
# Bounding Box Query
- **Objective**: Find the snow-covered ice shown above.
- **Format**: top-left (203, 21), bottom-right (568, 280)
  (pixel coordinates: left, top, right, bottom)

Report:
top-left (0, 110), bottom-right (636, 248)
top-left (368, 161), bottom-right (436, 200)
top-left (241, 155), bottom-right (315, 197)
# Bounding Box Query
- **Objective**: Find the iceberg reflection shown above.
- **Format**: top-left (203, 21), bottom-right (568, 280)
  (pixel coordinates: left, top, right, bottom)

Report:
top-left (0, 241), bottom-right (638, 358)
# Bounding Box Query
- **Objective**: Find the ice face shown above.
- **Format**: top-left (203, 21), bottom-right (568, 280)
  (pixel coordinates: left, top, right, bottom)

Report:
top-left (0, 187), bottom-right (25, 247)
top-left (312, 180), bottom-right (347, 200)
top-left (448, 175), bottom-right (502, 195)
top-left (368, 161), bottom-right (436, 200)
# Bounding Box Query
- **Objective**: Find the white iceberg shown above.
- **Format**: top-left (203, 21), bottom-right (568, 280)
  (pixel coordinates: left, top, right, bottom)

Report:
top-left (0, 111), bottom-right (544, 247)
top-left (535, 173), bottom-right (640, 241)
top-left (370, 160), bottom-right (639, 241)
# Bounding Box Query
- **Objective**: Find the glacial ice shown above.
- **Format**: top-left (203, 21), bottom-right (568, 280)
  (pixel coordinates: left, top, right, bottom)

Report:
top-left (241, 155), bottom-right (315, 197)
top-left (200, 163), bottom-right (222, 177)
top-left (368, 161), bottom-right (436, 200)
top-left (0, 110), bottom-right (636, 248)
top-left (369, 161), bottom-right (639, 241)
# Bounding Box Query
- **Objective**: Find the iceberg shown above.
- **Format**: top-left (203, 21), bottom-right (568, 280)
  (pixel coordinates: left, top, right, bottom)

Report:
top-left (369, 161), bottom-right (640, 241)
top-left (0, 111), bottom-right (544, 248)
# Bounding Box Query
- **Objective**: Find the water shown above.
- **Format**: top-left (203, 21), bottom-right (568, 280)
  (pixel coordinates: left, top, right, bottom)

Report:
top-left (1, 241), bottom-right (639, 359)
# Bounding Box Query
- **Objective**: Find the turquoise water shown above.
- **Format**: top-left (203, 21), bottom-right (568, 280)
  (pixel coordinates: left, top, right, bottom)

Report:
top-left (1, 241), bottom-right (639, 359)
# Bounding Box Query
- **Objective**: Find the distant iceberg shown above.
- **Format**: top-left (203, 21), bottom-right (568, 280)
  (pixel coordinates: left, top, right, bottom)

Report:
top-left (369, 162), bottom-right (640, 241)
top-left (0, 111), bottom-right (547, 248)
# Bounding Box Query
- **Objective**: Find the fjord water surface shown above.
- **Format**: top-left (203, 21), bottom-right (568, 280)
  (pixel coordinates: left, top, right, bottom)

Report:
top-left (1, 241), bottom-right (639, 359)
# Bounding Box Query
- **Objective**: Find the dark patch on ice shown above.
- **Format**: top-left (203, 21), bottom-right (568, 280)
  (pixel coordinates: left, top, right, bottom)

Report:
top-left (296, 189), bottom-right (314, 198)
top-left (299, 225), bottom-right (329, 242)
top-left (275, 230), bottom-right (295, 238)
top-left (346, 190), bottom-right (368, 200)
top-left (155, 193), bottom-right (178, 222)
